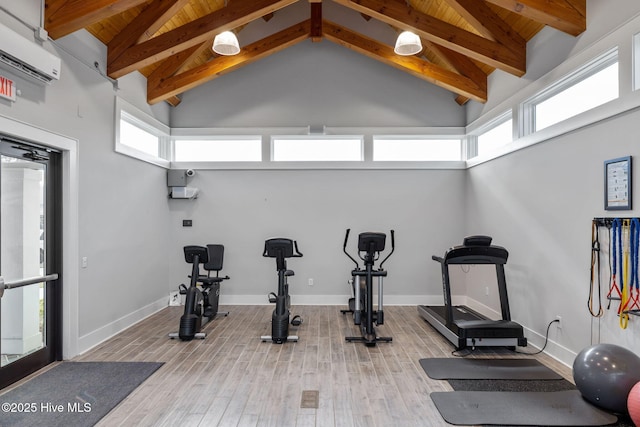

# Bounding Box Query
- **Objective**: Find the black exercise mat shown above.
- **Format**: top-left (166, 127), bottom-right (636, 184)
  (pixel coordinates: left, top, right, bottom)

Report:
top-left (419, 357), bottom-right (563, 380)
top-left (431, 390), bottom-right (618, 426)
top-left (0, 361), bottom-right (163, 427)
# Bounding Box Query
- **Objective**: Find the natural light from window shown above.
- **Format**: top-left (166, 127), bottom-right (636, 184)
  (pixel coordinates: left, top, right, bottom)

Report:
top-left (272, 137), bottom-right (362, 161)
top-left (174, 138), bottom-right (262, 162)
top-left (476, 119), bottom-right (513, 157)
top-left (373, 138), bottom-right (461, 161)
top-left (119, 119), bottom-right (159, 157)
top-left (535, 61), bottom-right (618, 131)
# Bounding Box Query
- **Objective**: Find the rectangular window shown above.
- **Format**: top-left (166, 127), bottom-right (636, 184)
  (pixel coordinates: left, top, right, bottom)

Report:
top-left (528, 50), bottom-right (619, 132)
top-left (272, 137), bottom-right (362, 162)
top-left (174, 137), bottom-right (262, 162)
top-left (115, 98), bottom-right (170, 167)
top-left (477, 118), bottom-right (513, 157)
top-left (120, 114), bottom-right (160, 157)
top-left (373, 137), bottom-right (461, 161)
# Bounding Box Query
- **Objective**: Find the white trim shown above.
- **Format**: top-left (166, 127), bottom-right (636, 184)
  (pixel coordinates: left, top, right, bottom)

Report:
top-left (114, 97), bottom-right (170, 168)
top-left (220, 294), bottom-right (465, 306)
top-left (171, 160), bottom-right (467, 171)
top-left (0, 113), bottom-right (79, 360)
top-left (77, 296), bottom-right (167, 355)
top-left (467, 88), bottom-right (640, 168)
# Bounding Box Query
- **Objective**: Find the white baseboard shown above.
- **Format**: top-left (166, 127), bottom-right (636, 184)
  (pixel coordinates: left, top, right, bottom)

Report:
top-left (76, 296), bottom-right (167, 356)
top-left (219, 294), bottom-right (438, 306)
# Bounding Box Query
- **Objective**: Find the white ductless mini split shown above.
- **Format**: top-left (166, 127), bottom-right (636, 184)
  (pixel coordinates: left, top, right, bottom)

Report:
top-left (0, 23), bottom-right (61, 84)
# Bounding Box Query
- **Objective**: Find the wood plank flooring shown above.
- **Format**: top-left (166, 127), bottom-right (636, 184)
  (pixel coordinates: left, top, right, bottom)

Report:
top-left (29, 305), bottom-right (575, 426)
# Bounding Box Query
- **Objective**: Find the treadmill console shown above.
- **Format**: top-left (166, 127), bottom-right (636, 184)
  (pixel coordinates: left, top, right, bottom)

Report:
top-left (463, 235), bottom-right (492, 246)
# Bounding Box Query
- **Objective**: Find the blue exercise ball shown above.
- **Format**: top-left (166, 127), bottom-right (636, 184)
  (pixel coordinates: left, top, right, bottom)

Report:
top-left (573, 343), bottom-right (640, 413)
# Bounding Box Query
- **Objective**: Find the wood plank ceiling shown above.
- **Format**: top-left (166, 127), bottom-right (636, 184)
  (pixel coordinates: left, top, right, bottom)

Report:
top-left (44, 0), bottom-right (586, 107)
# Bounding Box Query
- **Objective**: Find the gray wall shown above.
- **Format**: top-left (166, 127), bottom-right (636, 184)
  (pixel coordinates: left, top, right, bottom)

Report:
top-left (168, 169), bottom-right (466, 303)
top-left (171, 40), bottom-right (466, 128)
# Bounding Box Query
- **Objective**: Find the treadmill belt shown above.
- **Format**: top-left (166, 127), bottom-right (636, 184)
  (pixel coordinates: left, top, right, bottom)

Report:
top-left (430, 390), bottom-right (618, 426)
top-left (419, 358), bottom-right (562, 380)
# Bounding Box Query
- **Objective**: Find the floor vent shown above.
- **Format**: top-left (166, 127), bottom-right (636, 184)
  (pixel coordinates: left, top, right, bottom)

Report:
top-left (301, 390), bottom-right (319, 408)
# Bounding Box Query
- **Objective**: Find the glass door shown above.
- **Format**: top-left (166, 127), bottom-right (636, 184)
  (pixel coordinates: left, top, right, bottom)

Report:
top-left (0, 138), bottom-right (61, 389)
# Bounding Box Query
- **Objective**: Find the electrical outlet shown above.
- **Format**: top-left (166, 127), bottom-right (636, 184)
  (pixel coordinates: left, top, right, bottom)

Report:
top-left (556, 315), bottom-right (562, 329)
top-left (308, 278), bottom-right (314, 286)
top-left (485, 286), bottom-right (489, 296)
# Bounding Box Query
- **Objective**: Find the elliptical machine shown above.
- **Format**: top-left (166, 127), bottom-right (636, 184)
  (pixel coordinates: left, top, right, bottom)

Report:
top-left (341, 229), bottom-right (395, 346)
top-left (261, 238), bottom-right (303, 344)
top-left (169, 245), bottom-right (230, 341)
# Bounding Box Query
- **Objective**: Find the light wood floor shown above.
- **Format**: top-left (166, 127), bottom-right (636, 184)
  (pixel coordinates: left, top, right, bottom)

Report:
top-left (43, 305), bottom-right (575, 426)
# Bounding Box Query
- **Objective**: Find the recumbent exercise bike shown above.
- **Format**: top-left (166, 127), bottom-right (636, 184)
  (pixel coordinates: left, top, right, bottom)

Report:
top-left (261, 238), bottom-right (303, 344)
top-left (169, 244), bottom-right (230, 341)
top-left (341, 229), bottom-right (395, 346)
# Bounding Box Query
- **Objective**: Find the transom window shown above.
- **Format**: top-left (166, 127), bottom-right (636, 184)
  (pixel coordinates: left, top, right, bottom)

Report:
top-left (526, 49), bottom-right (619, 133)
top-left (373, 137), bottom-right (462, 161)
top-left (271, 137), bottom-right (363, 162)
top-left (174, 137), bottom-right (262, 162)
top-left (476, 117), bottom-right (513, 158)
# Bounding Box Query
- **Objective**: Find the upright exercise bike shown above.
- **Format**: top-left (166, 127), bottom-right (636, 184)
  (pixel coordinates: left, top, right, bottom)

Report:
top-left (261, 238), bottom-right (303, 344)
top-left (341, 229), bottom-right (395, 346)
top-left (169, 245), bottom-right (230, 341)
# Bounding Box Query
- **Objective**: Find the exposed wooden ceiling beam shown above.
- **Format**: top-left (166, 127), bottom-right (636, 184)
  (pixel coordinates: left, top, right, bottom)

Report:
top-left (332, 0), bottom-right (525, 76)
top-left (323, 20), bottom-right (487, 103)
top-left (147, 20), bottom-right (311, 105)
top-left (310, 3), bottom-right (322, 42)
top-left (108, 0), bottom-right (191, 66)
top-left (443, 0), bottom-right (526, 51)
top-left (423, 40), bottom-right (488, 105)
top-left (423, 40), bottom-right (487, 92)
top-left (108, 0), bottom-right (298, 79)
top-left (147, 41), bottom-right (212, 83)
top-left (485, 0), bottom-right (586, 36)
top-left (45, 0), bottom-right (150, 40)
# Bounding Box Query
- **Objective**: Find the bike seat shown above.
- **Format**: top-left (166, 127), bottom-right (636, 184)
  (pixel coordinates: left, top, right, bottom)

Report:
top-left (285, 270), bottom-right (295, 277)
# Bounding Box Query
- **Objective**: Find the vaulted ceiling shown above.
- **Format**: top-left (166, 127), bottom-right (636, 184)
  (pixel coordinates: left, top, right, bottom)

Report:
top-left (44, 0), bottom-right (586, 107)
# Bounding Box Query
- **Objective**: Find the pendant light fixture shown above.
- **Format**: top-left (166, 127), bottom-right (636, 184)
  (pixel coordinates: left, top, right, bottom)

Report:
top-left (394, 31), bottom-right (422, 56)
top-left (213, 31), bottom-right (240, 56)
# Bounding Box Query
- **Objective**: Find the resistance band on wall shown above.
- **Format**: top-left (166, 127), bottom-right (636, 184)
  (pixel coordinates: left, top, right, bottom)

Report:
top-left (592, 217), bottom-right (640, 328)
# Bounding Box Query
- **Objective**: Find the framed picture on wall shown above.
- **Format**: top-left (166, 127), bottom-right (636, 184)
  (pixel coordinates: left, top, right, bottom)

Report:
top-left (604, 156), bottom-right (632, 210)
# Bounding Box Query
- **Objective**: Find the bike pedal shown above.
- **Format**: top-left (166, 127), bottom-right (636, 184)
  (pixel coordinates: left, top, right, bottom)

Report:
top-left (291, 315), bottom-right (302, 326)
top-left (268, 292), bottom-right (277, 303)
top-left (178, 284), bottom-right (188, 295)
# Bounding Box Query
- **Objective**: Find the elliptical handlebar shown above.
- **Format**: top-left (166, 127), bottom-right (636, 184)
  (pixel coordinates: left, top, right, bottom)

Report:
top-left (343, 229), bottom-right (360, 268)
top-left (379, 229), bottom-right (395, 269)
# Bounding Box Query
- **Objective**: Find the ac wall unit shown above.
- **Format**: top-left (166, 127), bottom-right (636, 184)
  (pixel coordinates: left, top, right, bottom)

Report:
top-left (0, 23), bottom-right (61, 84)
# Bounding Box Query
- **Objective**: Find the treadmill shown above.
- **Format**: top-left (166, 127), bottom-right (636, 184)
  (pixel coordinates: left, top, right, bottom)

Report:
top-left (418, 235), bottom-right (527, 350)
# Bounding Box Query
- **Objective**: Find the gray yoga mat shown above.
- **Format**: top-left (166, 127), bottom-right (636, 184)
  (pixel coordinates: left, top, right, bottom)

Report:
top-left (419, 357), bottom-right (563, 380)
top-left (0, 361), bottom-right (163, 427)
top-left (430, 390), bottom-right (618, 426)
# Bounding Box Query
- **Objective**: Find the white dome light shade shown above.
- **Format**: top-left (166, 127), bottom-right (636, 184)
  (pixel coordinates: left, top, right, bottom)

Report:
top-left (213, 31), bottom-right (240, 56)
top-left (394, 31), bottom-right (422, 56)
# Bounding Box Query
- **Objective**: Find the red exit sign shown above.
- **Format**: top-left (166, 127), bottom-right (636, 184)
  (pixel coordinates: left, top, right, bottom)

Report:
top-left (0, 74), bottom-right (16, 102)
